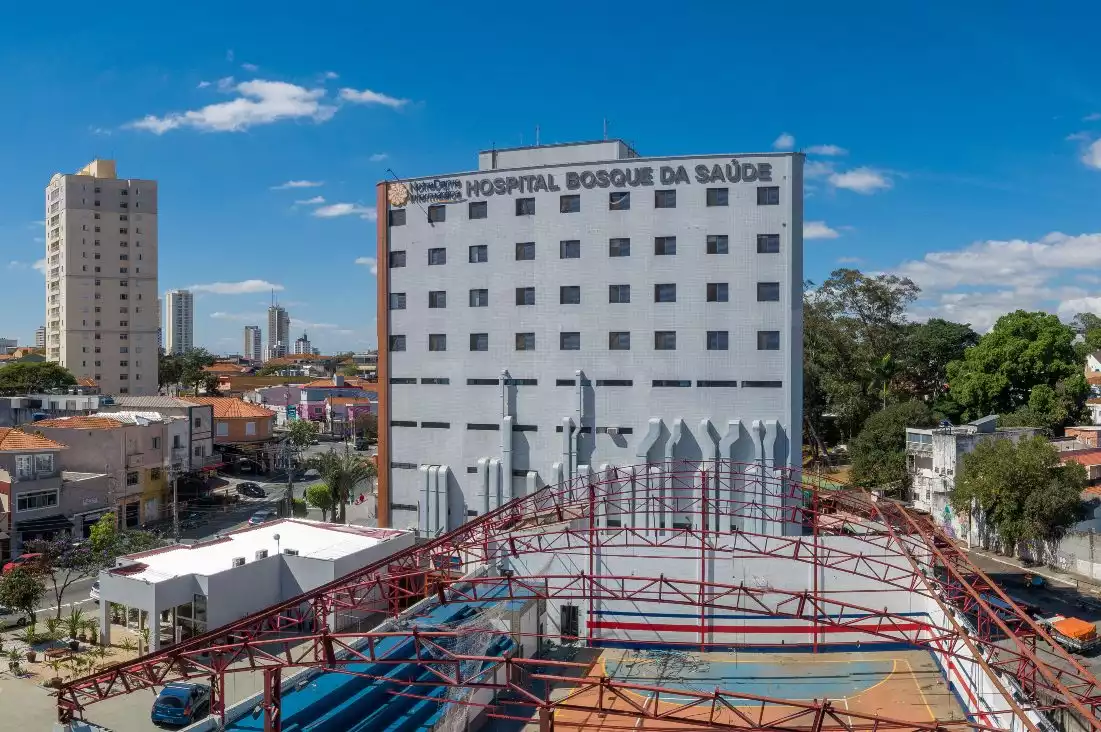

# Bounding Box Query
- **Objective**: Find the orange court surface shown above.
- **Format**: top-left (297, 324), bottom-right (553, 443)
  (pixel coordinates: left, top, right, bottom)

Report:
top-left (507, 648), bottom-right (966, 731)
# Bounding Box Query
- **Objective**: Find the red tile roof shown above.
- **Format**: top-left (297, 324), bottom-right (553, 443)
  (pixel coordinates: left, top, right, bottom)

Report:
top-left (327, 397), bottom-right (375, 405)
top-left (76, 377), bottom-right (98, 387)
top-left (188, 397), bottom-right (276, 419)
top-left (0, 428), bottom-right (68, 451)
top-left (1062, 449), bottom-right (1101, 467)
top-left (302, 377), bottom-right (373, 389)
top-left (33, 416), bottom-right (125, 430)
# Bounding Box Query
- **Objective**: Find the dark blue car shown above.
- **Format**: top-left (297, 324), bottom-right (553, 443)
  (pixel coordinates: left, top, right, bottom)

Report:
top-left (151, 682), bottom-right (211, 727)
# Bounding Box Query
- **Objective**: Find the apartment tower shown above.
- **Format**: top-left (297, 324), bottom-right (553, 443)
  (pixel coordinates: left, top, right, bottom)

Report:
top-left (34, 326), bottom-right (46, 348)
top-left (244, 326), bottom-right (262, 361)
top-left (164, 289), bottom-right (194, 355)
top-left (45, 160), bottom-right (158, 395)
top-left (266, 304), bottom-right (290, 360)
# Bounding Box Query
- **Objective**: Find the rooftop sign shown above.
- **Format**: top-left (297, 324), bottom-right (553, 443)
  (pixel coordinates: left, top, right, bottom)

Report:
top-left (389, 159), bottom-right (774, 207)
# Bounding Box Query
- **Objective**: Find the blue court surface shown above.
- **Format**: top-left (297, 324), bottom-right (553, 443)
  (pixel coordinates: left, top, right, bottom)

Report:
top-left (601, 649), bottom-right (896, 700)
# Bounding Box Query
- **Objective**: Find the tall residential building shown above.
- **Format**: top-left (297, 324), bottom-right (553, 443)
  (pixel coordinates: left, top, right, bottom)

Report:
top-left (266, 304), bottom-right (290, 360)
top-left (244, 326), bottom-right (262, 361)
top-left (293, 332), bottom-right (311, 355)
top-left (156, 298), bottom-right (163, 353)
top-left (375, 141), bottom-right (803, 534)
top-left (0, 338), bottom-right (17, 355)
top-left (35, 326), bottom-right (46, 348)
top-left (164, 289), bottom-right (194, 355)
top-left (45, 160), bottom-right (159, 395)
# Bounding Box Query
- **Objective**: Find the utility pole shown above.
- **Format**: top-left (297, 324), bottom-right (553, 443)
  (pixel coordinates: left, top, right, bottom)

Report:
top-left (172, 470), bottom-right (180, 542)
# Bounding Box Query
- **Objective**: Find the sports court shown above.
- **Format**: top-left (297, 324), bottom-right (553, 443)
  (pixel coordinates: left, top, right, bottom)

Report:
top-left (517, 648), bottom-right (966, 730)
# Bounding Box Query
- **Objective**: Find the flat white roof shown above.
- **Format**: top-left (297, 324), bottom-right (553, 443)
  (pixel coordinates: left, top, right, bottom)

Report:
top-left (112, 519), bottom-right (408, 583)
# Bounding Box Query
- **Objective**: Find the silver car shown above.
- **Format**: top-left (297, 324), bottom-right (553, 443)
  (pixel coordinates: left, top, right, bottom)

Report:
top-left (0, 605), bottom-right (29, 629)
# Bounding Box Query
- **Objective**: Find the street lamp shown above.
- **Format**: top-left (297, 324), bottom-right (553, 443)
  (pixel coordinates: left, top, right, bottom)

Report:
top-left (274, 533), bottom-right (281, 555)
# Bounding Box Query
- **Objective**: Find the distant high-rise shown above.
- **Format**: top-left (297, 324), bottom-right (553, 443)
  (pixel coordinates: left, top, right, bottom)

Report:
top-left (34, 326), bottom-right (46, 348)
top-left (156, 298), bottom-right (163, 353)
top-left (266, 304), bottom-right (290, 360)
top-left (45, 159), bottom-right (158, 395)
top-left (293, 332), bottom-right (311, 355)
top-left (164, 290), bottom-right (193, 355)
top-left (244, 326), bottom-right (262, 361)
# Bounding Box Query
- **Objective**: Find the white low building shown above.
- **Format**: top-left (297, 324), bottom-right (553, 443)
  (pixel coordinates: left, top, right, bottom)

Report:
top-left (97, 519), bottom-right (414, 650)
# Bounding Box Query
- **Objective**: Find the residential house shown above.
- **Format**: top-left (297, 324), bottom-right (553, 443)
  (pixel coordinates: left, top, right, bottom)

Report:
top-left (34, 415), bottom-right (172, 528)
top-left (326, 396), bottom-right (377, 438)
top-left (905, 416), bottom-right (1039, 540)
top-left (244, 385), bottom-right (303, 426)
top-left (0, 347), bottom-right (47, 366)
top-left (0, 391), bottom-right (106, 427)
top-left (297, 376), bottom-right (375, 429)
top-left (98, 396), bottom-right (216, 473)
top-left (0, 428), bottom-right (112, 559)
top-left (214, 374), bottom-right (310, 397)
top-left (187, 397), bottom-right (277, 470)
top-left (1087, 399), bottom-right (1101, 426)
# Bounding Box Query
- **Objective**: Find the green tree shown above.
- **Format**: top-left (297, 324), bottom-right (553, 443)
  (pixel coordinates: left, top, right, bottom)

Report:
top-left (953, 436), bottom-right (1086, 553)
top-left (308, 450), bottom-right (377, 523)
top-left (304, 483), bottom-right (337, 522)
top-left (178, 348), bottom-right (218, 393)
top-left (997, 376), bottom-right (1090, 433)
top-left (0, 567), bottom-right (46, 623)
top-left (803, 269), bottom-right (921, 451)
top-left (256, 363), bottom-right (284, 376)
top-left (899, 318), bottom-right (979, 401)
top-left (849, 401), bottom-right (939, 494)
top-left (947, 311), bottom-right (1082, 422)
top-left (353, 413), bottom-right (378, 441)
top-left (0, 362), bottom-right (77, 395)
top-left (287, 419), bottom-right (320, 448)
top-left (158, 354), bottom-right (184, 390)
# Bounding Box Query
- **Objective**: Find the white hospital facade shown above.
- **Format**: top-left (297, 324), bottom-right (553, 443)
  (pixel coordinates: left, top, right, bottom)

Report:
top-left (375, 141), bottom-right (803, 536)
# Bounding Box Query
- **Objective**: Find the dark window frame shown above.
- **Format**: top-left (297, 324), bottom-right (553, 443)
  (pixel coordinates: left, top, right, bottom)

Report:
top-left (559, 239), bottom-right (581, 259)
top-left (654, 189), bottom-right (677, 209)
top-left (560, 194), bottom-right (580, 213)
top-left (706, 188), bottom-right (729, 207)
top-left (428, 334), bottom-right (447, 352)
top-left (655, 236), bottom-right (677, 256)
top-left (757, 282), bottom-right (781, 302)
top-left (468, 201), bottom-right (488, 219)
top-left (560, 285), bottom-right (581, 305)
top-left (706, 235), bottom-right (729, 255)
top-left (470, 332), bottom-right (489, 351)
top-left (515, 332), bottom-right (536, 351)
top-left (427, 247), bottom-right (446, 265)
top-left (560, 331), bottom-right (581, 351)
top-left (516, 197), bottom-right (535, 216)
top-left (757, 234), bottom-right (781, 254)
top-left (515, 242), bottom-right (535, 261)
top-left (707, 331), bottom-right (729, 351)
top-left (609, 191), bottom-right (631, 210)
top-left (706, 283), bottom-right (729, 303)
top-left (757, 186), bottom-right (780, 206)
top-left (609, 238), bottom-right (631, 257)
top-left (515, 287), bottom-right (536, 306)
top-left (388, 209), bottom-right (406, 226)
top-left (654, 331), bottom-right (676, 350)
top-left (427, 204), bottom-right (446, 223)
top-left (757, 330), bottom-right (781, 350)
top-left (654, 283), bottom-right (677, 303)
top-left (609, 332), bottom-right (631, 351)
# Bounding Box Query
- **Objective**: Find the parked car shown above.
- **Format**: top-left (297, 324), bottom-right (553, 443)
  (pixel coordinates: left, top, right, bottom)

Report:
top-left (0, 605), bottom-right (28, 629)
top-left (2, 552), bottom-right (44, 575)
top-left (235, 482), bottom-right (267, 499)
top-left (249, 509), bottom-right (277, 526)
top-left (90, 580), bottom-right (100, 604)
top-left (151, 682), bottom-right (211, 727)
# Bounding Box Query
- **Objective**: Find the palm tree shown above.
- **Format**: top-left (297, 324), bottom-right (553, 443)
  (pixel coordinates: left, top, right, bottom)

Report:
top-left (308, 449), bottom-right (377, 524)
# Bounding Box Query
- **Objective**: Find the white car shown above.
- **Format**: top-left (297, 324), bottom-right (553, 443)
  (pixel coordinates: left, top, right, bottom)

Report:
top-left (0, 605), bottom-right (28, 629)
top-left (90, 580), bottom-right (100, 603)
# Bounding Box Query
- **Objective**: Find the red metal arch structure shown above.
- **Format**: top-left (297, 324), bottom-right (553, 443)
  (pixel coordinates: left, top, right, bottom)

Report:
top-left (56, 461), bottom-right (1101, 732)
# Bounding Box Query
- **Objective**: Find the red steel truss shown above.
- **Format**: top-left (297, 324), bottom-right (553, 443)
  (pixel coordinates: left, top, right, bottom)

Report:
top-left (55, 461), bottom-right (1101, 732)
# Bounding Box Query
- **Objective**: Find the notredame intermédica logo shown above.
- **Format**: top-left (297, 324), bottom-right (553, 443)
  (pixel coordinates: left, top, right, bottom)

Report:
top-left (387, 182), bottom-right (410, 207)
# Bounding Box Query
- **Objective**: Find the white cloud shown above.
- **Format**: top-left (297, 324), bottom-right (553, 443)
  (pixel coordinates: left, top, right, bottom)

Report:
top-left (804, 221), bottom-right (840, 240)
top-left (197, 81), bottom-right (211, 89)
top-left (1082, 139), bottom-right (1101, 170)
top-left (216, 76), bottom-right (235, 91)
top-left (293, 319), bottom-right (338, 330)
top-left (323, 71), bottom-right (339, 80)
top-left (241, 62), bottom-right (259, 72)
top-left (32, 258), bottom-right (47, 275)
top-left (8, 260), bottom-right (26, 270)
top-left (226, 49), bottom-right (235, 62)
top-left (355, 256), bottom-right (378, 275)
top-left (772, 133), bottom-right (795, 150)
top-left (806, 144), bottom-right (847, 156)
top-left (1085, 113), bottom-right (1101, 121)
top-left (313, 203), bottom-right (377, 220)
top-left (271, 180), bottom-right (323, 190)
top-left (368, 153), bottom-right (388, 162)
top-left (896, 231), bottom-right (1101, 293)
top-left (294, 196), bottom-right (326, 205)
top-left (1067, 132), bottom-right (1091, 142)
top-left (339, 88), bottom-right (408, 108)
top-left (90, 126), bottom-right (112, 136)
top-left (191, 279), bottom-right (284, 295)
top-left (828, 167), bottom-right (893, 194)
top-left (127, 80), bottom-right (336, 134)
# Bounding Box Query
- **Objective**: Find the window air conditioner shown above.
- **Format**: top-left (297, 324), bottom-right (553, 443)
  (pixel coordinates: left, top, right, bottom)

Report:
top-left (231, 557), bottom-right (246, 567)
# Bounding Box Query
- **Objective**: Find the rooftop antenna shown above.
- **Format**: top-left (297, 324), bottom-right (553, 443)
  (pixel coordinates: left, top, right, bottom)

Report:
top-left (384, 167), bottom-right (433, 226)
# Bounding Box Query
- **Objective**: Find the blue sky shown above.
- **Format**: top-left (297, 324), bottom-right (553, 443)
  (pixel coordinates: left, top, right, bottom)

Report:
top-left (3, 2), bottom-right (1101, 351)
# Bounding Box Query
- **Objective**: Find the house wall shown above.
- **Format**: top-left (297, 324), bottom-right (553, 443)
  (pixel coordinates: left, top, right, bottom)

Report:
top-left (213, 416), bottom-right (275, 445)
top-left (204, 555), bottom-right (283, 628)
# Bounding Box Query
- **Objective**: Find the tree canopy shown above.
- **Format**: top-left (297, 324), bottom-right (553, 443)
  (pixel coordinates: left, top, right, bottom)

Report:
top-left (0, 567), bottom-right (45, 622)
top-left (946, 311), bottom-right (1085, 427)
top-left (286, 419), bottom-right (320, 448)
top-left (0, 362), bottom-right (77, 395)
top-left (952, 436), bottom-right (1086, 552)
top-left (308, 450), bottom-right (377, 523)
top-left (849, 401), bottom-right (939, 492)
top-left (304, 483), bottom-right (337, 522)
top-left (159, 348), bottom-right (218, 393)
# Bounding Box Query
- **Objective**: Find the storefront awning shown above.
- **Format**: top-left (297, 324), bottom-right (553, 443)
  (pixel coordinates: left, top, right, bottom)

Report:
top-left (15, 514), bottom-right (75, 534)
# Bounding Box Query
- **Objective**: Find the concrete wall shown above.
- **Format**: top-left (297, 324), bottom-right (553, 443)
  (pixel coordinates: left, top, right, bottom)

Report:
top-left (204, 555), bottom-right (283, 629)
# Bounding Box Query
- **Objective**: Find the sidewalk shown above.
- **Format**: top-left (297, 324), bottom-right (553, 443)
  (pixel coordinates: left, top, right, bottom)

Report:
top-left (963, 544), bottom-right (1101, 596)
